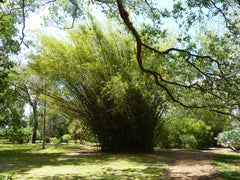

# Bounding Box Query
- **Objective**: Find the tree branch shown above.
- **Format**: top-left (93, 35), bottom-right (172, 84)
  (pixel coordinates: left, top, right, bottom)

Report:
top-left (144, 0), bottom-right (168, 17)
top-left (210, 0), bottom-right (240, 35)
top-left (115, 0), bottom-right (240, 119)
top-left (19, 0), bottom-right (26, 47)
top-left (39, 0), bottom-right (57, 7)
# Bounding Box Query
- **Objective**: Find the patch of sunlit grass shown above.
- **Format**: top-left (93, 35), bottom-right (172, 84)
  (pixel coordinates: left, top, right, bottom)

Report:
top-left (0, 143), bottom-right (168, 180)
top-left (213, 153), bottom-right (240, 180)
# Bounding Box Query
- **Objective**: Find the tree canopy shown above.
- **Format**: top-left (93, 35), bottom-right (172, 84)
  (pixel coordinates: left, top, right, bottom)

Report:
top-left (1, 0), bottom-right (239, 120)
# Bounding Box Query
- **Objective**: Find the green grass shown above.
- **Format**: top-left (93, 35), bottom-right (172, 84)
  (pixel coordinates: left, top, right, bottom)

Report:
top-left (213, 153), bottom-right (240, 180)
top-left (0, 143), bottom-right (168, 180)
top-left (0, 139), bottom-right (9, 143)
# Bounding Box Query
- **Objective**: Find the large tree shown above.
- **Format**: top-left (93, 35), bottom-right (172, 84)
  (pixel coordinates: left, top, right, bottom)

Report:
top-left (111, 0), bottom-right (240, 119)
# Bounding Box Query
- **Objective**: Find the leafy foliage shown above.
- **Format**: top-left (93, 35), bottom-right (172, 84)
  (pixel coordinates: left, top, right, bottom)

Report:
top-left (102, 0), bottom-right (240, 119)
top-left (186, 108), bottom-right (232, 143)
top-left (0, 1), bottom-right (20, 125)
top-left (43, 110), bottom-right (70, 139)
top-left (0, 173), bottom-right (14, 180)
top-left (49, 137), bottom-right (60, 144)
top-left (1, 99), bottom-right (29, 143)
top-left (158, 116), bottom-right (213, 149)
top-left (0, 5), bottom-right (18, 128)
top-left (5, 127), bottom-right (31, 143)
top-left (61, 134), bottom-right (71, 143)
top-left (155, 105), bottom-right (232, 149)
top-left (216, 127), bottom-right (240, 152)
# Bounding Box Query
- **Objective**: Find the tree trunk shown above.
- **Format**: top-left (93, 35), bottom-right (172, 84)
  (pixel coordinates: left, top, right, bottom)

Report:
top-left (80, 133), bottom-right (83, 144)
top-left (31, 104), bottom-right (38, 143)
top-left (42, 81), bottom-right (46, 149)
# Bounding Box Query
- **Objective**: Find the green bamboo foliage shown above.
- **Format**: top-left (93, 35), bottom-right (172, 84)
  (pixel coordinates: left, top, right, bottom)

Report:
top-left (29, 20), bottom-right (165, 153)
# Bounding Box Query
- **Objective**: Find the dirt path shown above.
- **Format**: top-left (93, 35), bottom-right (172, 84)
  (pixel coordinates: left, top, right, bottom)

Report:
top-left (157, 148), bottom-right (234, 180)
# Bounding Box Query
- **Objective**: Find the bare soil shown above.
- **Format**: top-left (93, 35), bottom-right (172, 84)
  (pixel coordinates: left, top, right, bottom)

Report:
top-left (157, 147), bottom-right (235, 180)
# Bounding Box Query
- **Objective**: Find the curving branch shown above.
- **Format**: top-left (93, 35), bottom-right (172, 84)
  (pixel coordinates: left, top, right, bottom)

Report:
top-left (144, 0), bottom-right (168, 17)
top-left (210, 0), bottom-right (240, 35)
top-left (50, 0), bottom-right (81, 29)
top-left (115, 0), bottom-right (240, 119)
top-left (116, 0), bottom-right (202, 108)
top-left (0, 0), bottom-right (61, 49)
top-left (67, 0), bottom-right (81, 29)
top-left (39, 0), bottom-right (57, 7)
top-left (19, 0), bottom-right (26, 47)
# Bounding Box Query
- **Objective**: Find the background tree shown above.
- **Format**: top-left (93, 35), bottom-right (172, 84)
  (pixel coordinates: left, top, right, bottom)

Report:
top-left (68, 119), bottom-right (86, 144)
top-left (187, 108), bottom-right (233, 142)
top-left (44, 109), bottom-right (70, 139)
top-left (156, 104), bottom-right (234, 149)
top-left (4, 102), bottom-right (31, 143)
top-left (13, 66), bottom-right (42, 143)
top-left (0, 1), bottom-right (20, 127)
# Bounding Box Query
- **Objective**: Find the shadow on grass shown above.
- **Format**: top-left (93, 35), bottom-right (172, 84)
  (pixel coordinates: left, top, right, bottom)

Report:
top-left (0, 144), bottom-right (168, 180)
top-left (213, 153), bottom-right (240, 180)
top-left (25, 167), bottom-right (165, 180)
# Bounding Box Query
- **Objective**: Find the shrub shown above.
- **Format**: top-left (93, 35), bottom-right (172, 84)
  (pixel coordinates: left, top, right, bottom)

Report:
top-left (0, 173), bottom-right (13, 180)
top-left (180, 134), bottom-right (198, 149)
top-left (61, 134), bottom-right (71, 143)
top-left (216, 127), bottom-right (240, 152)
top-left (50, 137), bottom-right (60, 144)
top-left (5, 127), bottom-right (31, 143)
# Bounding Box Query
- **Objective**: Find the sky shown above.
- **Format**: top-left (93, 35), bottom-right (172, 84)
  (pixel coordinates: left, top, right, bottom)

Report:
top-left (22, 0), bottom-right (175, 35)
top-left (18, 0), bottom-right (176, 64)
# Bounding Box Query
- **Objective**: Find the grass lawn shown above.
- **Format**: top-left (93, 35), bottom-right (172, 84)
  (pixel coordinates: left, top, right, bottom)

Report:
top-left (0, 142), bottom-right (168, 180)
top-left (213, 153), bottom-right (240, 180)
